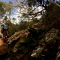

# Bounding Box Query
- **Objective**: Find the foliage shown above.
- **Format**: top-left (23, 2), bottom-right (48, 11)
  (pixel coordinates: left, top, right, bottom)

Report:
top-left (8, 23), bottom-right (18, 36)
top-left (26, 0), bottom-right (50, 7)
top-left (8, 21), bottom-right (28, 36)
top-left (16, 38), bottom-right (37, 53)
top-left (28, 27), bottom-right (45, 40)
top-left (32, 18), bottom-right (39, 23)
top-left (41, 2), bottom-right (60, 25)
top-left (13, 26), bottom-right (45, 54)
top-left (28, 18), bottom-right (39, 28)
top-left (28, 27), bottom-right (38, 39)
top-left (12, 18), bottom-right (16, 20)
top-left (22, 13), bottom-right (29, 18)
top-left (19, 21), bottom-right (28, 30)
top-left (0, 2), bottom-right (13, 16)
top-left (8, 19), bottom-right (40, 36)
top-left (16, 27), bottom-right (45, 53)
top-left (27, 0), bottom-right (36, 7)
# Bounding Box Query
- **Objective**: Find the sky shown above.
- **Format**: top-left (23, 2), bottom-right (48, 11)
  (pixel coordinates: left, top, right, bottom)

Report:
top-left (1, 0), bottom-right (60, 3)
top-left (0, 0), bottom-right (10, 2)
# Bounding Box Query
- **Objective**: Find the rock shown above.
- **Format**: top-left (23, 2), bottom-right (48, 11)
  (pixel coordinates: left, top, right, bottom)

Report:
top-left (7, 29), bottom-right (29, 53)
top-left (30, 28), bottom-right (59, 59)
top-left (6, 21), bottom-right (60, 60)
top-left (31, 46), bottom-right (44, 58)
top-left (7, 29), bottom-right (29, 44)
top-left (44, 28), bottom-right (59, 42)
top-left (56, 52), bottom-right (60, 60)
top-left (7, 31), bottom-right (21, 44)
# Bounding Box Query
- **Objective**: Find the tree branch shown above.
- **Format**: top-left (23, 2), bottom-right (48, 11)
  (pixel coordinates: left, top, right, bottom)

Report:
top-left (51, 0), bottom-right (60, 7)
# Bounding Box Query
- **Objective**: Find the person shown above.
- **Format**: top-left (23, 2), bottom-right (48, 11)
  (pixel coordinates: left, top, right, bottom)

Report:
top-left (0, 19), bottom-right (4, 46)
top-left (0, 16), bottom-right (10, 40)
top-left (0, 19), bottom-right (4, 38)
top-left (0, 17), bottom-right (8, 38)
top-left (3, 21), bottom-right (9, 38)
top-left (3, 16), bottom-right (10, 39)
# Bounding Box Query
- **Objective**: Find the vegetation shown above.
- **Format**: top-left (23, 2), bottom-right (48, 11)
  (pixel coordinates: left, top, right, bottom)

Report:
top-left (8, 18), bottom-right (40, 36)
top-left (41, 2), bottom-right (60, 31)
top-left (0, 1), bottom-right (13, 17)
top-left (0, 0), bottom-right (60, 60)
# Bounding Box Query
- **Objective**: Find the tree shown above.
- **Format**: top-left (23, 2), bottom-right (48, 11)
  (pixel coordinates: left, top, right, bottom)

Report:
top-left (0, 1), bottom-right (13, 17)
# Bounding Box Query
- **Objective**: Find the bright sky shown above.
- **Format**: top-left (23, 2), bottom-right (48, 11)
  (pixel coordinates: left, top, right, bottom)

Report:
top-left (0, 0), bottom-right (10, 2)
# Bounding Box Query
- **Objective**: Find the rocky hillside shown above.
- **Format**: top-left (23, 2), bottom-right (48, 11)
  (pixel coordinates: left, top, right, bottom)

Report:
top-left (0, 19), bottom-right (60, 60)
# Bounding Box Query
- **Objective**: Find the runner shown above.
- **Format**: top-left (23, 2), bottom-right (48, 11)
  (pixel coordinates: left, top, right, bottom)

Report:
top-left (3, 16), bottom-right (9, 38)
top-left (0, 19), bottom-right (4, 38)
top-left (0, 19), bottom-right (4, 46)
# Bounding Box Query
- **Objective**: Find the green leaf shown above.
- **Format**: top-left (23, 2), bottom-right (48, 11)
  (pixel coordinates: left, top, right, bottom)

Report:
top-left (19, 38), bottom-right (30, 44)
top-left (30, 40), bottom-right (37, 46)
top-left (23, 46), bottom-right (28, 53)
top-left (28, 27), bottom-right (38, 39)
top-left (19, 39), bottom-right (25, 44)
top-left (37, 28), bottom-right (45, 39)
top-left (38, 32), bottom-right (44, 39)
top-left (38, 28), bottom-right (45, 35)
top-left (28, 27), bottom-right (37, 34)
top-left (17, 43), bottom-right (22, 48)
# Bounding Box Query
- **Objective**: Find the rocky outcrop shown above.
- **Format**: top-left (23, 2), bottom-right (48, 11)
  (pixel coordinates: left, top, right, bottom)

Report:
top-left (31, 28), bottom-right (60, 60)
top-left (44, 28), bottom-right (58, 42)
top-left (0, 21), bottom-right (60, 60)
top-left (7, 29), bottom-right (30, 53)
top-left (6, 25), bottom-right (60, 60)
top-left (7, 29), bottom-right (29, 44)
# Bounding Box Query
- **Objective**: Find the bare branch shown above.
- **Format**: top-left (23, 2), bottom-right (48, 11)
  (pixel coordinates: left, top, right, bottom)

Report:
top-left (50, 0), bottom-right (60, 7)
